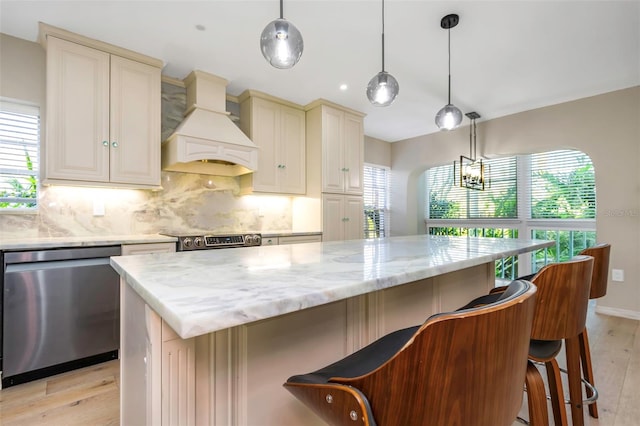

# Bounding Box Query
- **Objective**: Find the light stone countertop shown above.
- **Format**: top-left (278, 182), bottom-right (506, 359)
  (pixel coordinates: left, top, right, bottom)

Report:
top-left (0, 234), bottom-right (177, 251)
top-left (110, 235), bottom-right (553, 340)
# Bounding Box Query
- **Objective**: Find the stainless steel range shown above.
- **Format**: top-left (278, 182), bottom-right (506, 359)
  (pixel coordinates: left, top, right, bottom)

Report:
top-left (164, 233), bottom-right (262, 251)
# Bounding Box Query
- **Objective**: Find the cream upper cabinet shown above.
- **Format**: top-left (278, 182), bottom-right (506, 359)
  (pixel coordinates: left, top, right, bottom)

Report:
top-left (306, 101), bottom-right (364, 195)
top-left (322, 193), bottom-right (364, 242)
top-left (238, 91), bottom-right (306, 195)
top-left (44, 35), bottom-right (161, 188)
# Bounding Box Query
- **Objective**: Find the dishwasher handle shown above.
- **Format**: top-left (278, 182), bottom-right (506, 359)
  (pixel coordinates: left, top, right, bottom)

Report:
top-left (4, 246), bottom-right (121, 264)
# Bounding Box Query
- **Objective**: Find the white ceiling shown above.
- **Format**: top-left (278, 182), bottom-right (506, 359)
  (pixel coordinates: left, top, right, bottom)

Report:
top-left (1, 1), bottom-right (638, 142)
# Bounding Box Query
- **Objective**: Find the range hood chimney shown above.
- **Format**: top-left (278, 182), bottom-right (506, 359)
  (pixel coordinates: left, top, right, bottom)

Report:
top-left (162, 70), bottom-right (258, 176)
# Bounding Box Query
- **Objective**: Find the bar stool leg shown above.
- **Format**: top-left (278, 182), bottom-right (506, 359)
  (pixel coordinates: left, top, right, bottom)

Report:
top-left (545, 359), bottom-right (568, 426)
top-left (579, 329), bottom-right (599, 418)
top-left (565, 336), bottom-right (585, 426)
top-left (526, 361), bottom-right (550, 426)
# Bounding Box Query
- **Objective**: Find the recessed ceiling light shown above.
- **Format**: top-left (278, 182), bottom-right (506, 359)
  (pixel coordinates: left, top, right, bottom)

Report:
top-left (195, 24), bottom-right (206, 31)
top-left (339, 84), bottom-right (348, 91)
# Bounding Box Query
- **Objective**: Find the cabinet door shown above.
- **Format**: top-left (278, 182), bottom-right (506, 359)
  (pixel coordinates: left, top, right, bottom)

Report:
top-left (343, 113), bottom-right (364, 195)
top-left (278, 235), bottom-right (322, 245)
top-left (251, 97), bottom-right (280, 192)
top-left (121, 242), bottom-right (176, 255)
top-left (344, 195), bottom-right (364, 241)
top-left (45, 37), bottom-right (110, 182)
top-left (263, 237), bottom-right (279, 246)
top-left (109, 55), bottom-right (161, 186)
top-left (322, 193), bottom-right (345, 242)
top-left (278, 105), bottom-right (306, 194)
top-left (321, 107), bottom-right (345, 193)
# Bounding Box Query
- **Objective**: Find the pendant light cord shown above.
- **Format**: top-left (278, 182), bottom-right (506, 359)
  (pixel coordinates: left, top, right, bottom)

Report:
top-left (381, 0), bottom-right (386, 72)
top-left (469, 118), bottom-right (477, 160)
top-left (279, 0), bottom-right (284, 19)
top-left (447, 27), bottom-right (451, 105)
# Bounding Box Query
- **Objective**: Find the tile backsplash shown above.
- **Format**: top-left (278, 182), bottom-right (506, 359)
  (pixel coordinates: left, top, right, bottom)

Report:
top-left (0, 171), bottom-right (296, 238)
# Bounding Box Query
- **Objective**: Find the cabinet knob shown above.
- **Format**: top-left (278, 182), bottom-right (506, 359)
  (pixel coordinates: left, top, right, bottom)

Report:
top-left (102, 140), bottom-right (109, 147)
top-left (111, 141), bottom-right (119, 148)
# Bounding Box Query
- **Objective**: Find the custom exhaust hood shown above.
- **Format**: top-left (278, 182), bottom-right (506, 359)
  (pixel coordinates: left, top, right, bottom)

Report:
top-left (162, 70), bottom-right (258, 176)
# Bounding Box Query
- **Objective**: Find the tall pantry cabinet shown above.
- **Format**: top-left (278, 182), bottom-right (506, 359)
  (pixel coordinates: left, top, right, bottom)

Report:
top-left (306, 100), bottom-right (365, 242)
top-left (40, 24), bottom-right (162, 188)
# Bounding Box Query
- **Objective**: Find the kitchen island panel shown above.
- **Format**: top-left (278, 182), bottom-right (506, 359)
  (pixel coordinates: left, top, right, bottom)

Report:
top-left (243, 300), bottom-right (349, 426)
top-left (176, 264), bottom-right (489, 425)
top-left (115, 236), bottom-right (553, 425)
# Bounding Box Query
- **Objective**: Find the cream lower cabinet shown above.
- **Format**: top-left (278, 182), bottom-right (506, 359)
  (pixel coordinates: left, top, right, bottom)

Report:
top-left (238, 91), bottom-right (305, 195)
top-left (262, 234), bottom-right (322, 245)
top-left (43, 34), bottom-right (161, 188)
top-left (322, 193), bottom-right (364, 242)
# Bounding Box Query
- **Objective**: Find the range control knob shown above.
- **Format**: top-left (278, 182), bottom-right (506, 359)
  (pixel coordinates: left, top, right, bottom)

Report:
top-left (182, 237), bottom-right (193, 249)
top-left (252, 234), bottom-right (262, 246)
top-left (193, 237), bottom-right (204, 248)
top-left (244, 234), bottom-right (254, 245)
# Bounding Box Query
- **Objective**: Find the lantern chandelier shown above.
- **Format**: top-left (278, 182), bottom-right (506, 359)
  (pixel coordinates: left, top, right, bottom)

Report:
top-left (455, 112), bottom-right (489, 191)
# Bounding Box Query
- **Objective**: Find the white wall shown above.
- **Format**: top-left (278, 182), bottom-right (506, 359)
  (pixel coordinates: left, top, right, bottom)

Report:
top-left (364, 135), bottom-right (391, 167)
top-left (390, 87), bottom-right (640, 317)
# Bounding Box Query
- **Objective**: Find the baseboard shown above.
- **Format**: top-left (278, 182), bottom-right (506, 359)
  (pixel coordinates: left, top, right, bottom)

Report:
top-left (595, 305), bottom-right (640, 321)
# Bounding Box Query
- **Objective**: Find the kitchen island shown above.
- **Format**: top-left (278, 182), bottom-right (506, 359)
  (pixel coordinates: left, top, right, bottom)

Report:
top-left (110, 235), bottom-right (552, 426)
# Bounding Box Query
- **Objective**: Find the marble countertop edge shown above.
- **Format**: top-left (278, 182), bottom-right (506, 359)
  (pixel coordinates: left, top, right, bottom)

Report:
top-left (112, 237), bottom-right (553, 340)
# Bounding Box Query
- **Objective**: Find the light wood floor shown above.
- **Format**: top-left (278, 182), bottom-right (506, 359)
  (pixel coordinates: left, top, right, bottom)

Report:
top-left (1, 302), bottom-right (638, 426)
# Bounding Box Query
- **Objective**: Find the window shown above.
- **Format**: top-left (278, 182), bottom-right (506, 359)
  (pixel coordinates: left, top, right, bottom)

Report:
top-left (363, 164), bottom-right (389, 238)
top-left (531, 150), bottom-right (595, 219)
top-left (528, 150), bottom-right (596, 272)
top-left (0, 100), bottom-right (40, 210)
top-left (425, 150), bottom-right (596, 279)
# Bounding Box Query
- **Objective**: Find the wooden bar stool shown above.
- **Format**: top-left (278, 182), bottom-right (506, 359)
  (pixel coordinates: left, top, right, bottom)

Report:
top-left (283, 280), bottom-right (537, 426)
top-left (577, 243), bottom-right (611, 418)
top-left (467, 255), bottom-right (594, 425)
top-left (522, 255), bottom-right (594, 426)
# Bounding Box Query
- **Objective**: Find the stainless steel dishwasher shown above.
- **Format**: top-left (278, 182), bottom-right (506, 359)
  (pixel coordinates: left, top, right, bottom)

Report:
top-left (2, 245), bottom-right (121, 387)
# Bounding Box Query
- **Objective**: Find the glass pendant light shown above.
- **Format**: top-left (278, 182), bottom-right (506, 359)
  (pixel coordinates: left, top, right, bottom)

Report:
top-left (435, 14), bottom-right (463, 130)
top-left (260, 0), bottom-right (304, 69)
top-left (366, 0), bottom-right (399, 106)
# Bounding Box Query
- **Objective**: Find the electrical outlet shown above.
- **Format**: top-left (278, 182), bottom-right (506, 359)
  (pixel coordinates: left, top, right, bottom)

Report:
top-left (611, 269), bottom-right (624, 282)
top-left (93, 199), bottom-right (105, 216)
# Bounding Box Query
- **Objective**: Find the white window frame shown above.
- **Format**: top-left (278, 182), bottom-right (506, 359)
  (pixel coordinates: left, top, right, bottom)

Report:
top-left (0, 99), bottom-right (40, 213)
top-left (363, 163), bottom-right (390, 238)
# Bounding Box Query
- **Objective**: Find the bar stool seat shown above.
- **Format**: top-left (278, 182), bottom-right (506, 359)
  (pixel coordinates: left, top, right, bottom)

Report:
top-left (283, 280), bottom-right (538, 426)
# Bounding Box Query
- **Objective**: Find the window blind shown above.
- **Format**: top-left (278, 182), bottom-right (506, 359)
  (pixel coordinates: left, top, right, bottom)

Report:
top-left (0, 101), bottom-right (40, 209)
top-left (530, 150), bottom-right (595, 219)
top-left (363, 165), bottom-right (389, 238)
top-left (427, 156), bottom-right (517, 219)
